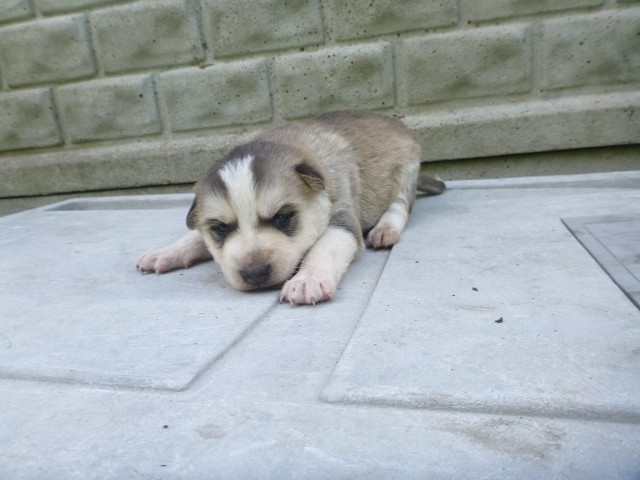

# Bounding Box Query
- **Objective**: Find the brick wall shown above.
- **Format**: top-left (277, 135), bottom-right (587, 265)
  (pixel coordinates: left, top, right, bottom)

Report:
top-left (1, 0), bottom-right (639, 200)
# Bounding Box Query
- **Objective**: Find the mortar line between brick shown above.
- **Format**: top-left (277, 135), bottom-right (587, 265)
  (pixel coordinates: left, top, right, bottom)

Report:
top-left (317, 0), bottom-right (335, 45)
top-left (85, 10), bottom-right (104, 78)
top-left (153, 73), bottom-right (172, 137)
top-left (50, 87), bottom-right (70, 146)
top-left (390, 40), bottom-right (402, 110)
top-left (457, 0), bottom-right (470, 26)
top-left (266, 58), bottom-right (283, 125)
top-left (458, 4), bottom-right (619, 27)
top-left (26, 0), bottom-right (40, 19)
top-left (189, 0), bottom-right (208, 65)
top-left (530, 21), bottom-right (544, 99)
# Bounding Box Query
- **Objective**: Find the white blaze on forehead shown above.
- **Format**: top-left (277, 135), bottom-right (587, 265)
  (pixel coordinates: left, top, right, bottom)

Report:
top-left (218, 155), bottom-right (257, 231)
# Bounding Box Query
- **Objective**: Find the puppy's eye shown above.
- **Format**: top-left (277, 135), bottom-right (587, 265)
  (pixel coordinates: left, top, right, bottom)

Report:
top-left (272, 211), bottom-right (294, 231)
top-left (210, 222), bottom-right (233, 237)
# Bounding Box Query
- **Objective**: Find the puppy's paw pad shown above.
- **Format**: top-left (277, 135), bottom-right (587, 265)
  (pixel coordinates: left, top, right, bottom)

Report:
top-left (280, 274), bottom-right (335, 306)
top-left (366, 224), bottom-right (400, 249)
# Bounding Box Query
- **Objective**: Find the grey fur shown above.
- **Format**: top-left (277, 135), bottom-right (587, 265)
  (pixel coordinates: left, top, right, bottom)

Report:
top-left (142, 110), bottom-right (446, 302)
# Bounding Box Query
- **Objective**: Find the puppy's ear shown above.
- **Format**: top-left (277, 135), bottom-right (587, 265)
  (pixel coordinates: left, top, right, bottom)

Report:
top-left (295, 163), bottom-right (324, 192)
top-left (186, 197), bottom-right (198, 230)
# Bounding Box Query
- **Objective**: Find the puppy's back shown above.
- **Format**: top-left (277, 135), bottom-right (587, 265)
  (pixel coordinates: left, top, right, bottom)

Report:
top-left (311, 111), bottom-right (422, 230)
top-left (255, 111), bottom-right (422, 231)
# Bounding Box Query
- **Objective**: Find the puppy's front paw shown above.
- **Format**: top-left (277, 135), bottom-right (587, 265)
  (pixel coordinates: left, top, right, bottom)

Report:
top-left (366, 224), bottom-right (400, 249)
top-left (280, 272), bottom-right (336, 306)
top-left (137, 248), bottom-right (189, 274)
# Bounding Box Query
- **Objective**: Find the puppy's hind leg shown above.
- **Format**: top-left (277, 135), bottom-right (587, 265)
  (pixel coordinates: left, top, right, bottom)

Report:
top-left (137, 230), bottom-right (212, 274)
top-left (366, 161), bottom-right (419, 249)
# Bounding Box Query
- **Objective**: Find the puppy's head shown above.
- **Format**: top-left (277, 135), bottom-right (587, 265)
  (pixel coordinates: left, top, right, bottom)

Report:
top-left (187, 141), bottom-right (331, 290)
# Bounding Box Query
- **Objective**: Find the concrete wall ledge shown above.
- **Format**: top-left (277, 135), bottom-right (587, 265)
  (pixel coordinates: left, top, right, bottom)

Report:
top-left (0, 132), bottom-right (249, 198)
top-left (1, 91), bottom-right (638, 199)
top-left (407, 91), bottom-right (640, 162)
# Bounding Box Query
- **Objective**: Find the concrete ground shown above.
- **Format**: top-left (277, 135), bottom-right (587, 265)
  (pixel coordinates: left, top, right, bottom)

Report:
top-left (1, 171), bottom-right (639, 479)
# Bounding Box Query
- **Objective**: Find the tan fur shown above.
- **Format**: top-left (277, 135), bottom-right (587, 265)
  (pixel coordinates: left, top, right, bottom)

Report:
top-left (137, 111), bottom-right (444, 305)
top-left (195, 156), bottom-right (332, 291)
top-left (259, 111), bottom-right (422, 233)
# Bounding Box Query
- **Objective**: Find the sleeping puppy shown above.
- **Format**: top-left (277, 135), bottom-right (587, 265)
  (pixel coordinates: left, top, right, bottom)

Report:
top-left (137, 111), bottom-right (444, 305)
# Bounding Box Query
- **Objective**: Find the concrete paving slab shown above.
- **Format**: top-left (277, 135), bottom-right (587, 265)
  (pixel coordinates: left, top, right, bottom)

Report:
top-left (1, 171), bottom-right (639, 479)
top-left (563, 215), bottom-right (640, 308)
top-left (322, 177), bottom-right (640, 422)
top-left (0, 197), bottom-right (279, 390)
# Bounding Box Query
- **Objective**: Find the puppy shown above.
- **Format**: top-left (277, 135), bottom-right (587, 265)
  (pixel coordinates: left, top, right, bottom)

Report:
top-left (137, 111), bottom-right (444, 305)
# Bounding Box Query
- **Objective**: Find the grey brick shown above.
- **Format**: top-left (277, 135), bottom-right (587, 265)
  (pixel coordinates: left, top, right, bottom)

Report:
top-left (462, 0), bottom-right (604, 22)
top-left (203, 0), bottom-right (323, 57)
top-left (275, 43), bottom-right (394, 119)
top-left (0, 16), bottom-right (96, 87)
top-left (0, 89), bottom-right (61, 152)
top-left (161, 60), bottom-right (272, 132)
top-left (400, 25), bottom-right (531, 105)
top-left (36, 0), bottom-right (123, 15)
top-left (0, 0), bottom-right (33, 24)
top-left (329, 0), bottom-right (457, 40)
top-left (59, 75), bottom-right (161, 143)
top-left (541, 9), bottom-right (640, 90)
top-left (91, 0), bottom-right (203, 74)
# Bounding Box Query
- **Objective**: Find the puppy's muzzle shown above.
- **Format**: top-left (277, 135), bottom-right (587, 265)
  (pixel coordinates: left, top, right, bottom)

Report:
top-left (240, 264), bottom-right (272, 287)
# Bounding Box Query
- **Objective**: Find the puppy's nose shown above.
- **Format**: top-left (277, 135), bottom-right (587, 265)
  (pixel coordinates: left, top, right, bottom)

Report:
top-left (240, 264), bottom-right (271, 286)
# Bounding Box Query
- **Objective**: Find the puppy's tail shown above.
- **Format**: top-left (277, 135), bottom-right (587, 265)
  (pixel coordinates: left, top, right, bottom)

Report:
top-left (417, 173), bottom-right (446, 195)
